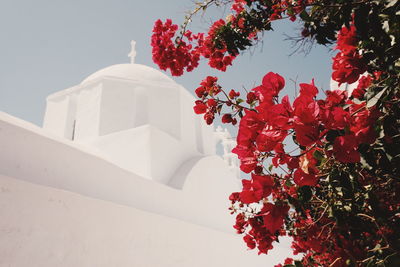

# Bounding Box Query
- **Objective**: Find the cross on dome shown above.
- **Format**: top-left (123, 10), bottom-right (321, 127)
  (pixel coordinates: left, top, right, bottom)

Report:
top-left (128, 40), bottom-right (137, 64)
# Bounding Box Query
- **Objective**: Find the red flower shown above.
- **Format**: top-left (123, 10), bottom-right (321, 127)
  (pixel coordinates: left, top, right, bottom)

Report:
top-left (222, 114), bottom-right (233, 124)
top-left (256, 128), bottom-right (287, 152)
top-left (231, 0), bottom-right (246, 13)
top-left (239, 173), bottom-right (274, 204)
top-left (262, 72), bottom-right (285, 95)
top-left (229, 192), bottom-right (240, 202)
top-left (293, 98), bottom-right (320, 125)
top-left (332, 25), bottom-right (366, 85)
top-left (284, 258), bottom-right (294, 265)
top-left (232, 145), bottom-right (258, 173)
top-left (299, 80), bottom-right (318, 98)
top-left (261, 203), bottom-right (289, 234)
top-left (352, 75), bottom-right (372, 99)
top-left (193, 100), bottom-right (207, 114)
top-left (294, 124), bottom-right (320, 147)
top-left (246, 91), bottom-right (257, 104)
top-left (325, 89), bottom-right (347, 107)
top-left (331, 24), bottom-right (367, 85)
top-left (287, 156), bottom-right (300, 170)
top-left (151, 19), bottom-right (200, 76)
top-left (199, 19), bottom-right (237, 71)
top-left (294, 168), bottom-right (319, 187)
top-left (322, 107), bottom-right (351, 130)
top-left (350, 105), bottom-right (379, 144)
top-left (206, 98), bottom-right (217, 108)
top-left (229, 89), bottom-right (240, 99)
top-left (332, 51), bottom-right (366, 85)
top-left (204, 112), bottom-right (214, 125)
top-left (336, 25), bottom-right (358, 53)
top-left (354, 126), bottom-right (376, 144)
top-left (195, 86), bottom-right (207, 98)
top-left (253, 72), bottom-right (285, 101)
top-left (260, 99), bottom-right (292, 130)
top-left (333, 135), bottom-right (360, 163)
top-left (200, 76), bottom-right (218, 87)
top-left (234, 213), bottom-right (247, 234)
top-left (243, 234), bottom-right (256, 249)
top-left (236, 110), bottom-right (263, 145)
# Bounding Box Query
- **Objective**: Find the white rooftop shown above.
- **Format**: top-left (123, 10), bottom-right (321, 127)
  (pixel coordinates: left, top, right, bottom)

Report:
top-left (81, 63), bottom-right (176, 85)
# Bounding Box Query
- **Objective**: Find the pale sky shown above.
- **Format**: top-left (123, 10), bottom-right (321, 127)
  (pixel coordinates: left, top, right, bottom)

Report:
top-left (0, 0), bottom-right (333, 126)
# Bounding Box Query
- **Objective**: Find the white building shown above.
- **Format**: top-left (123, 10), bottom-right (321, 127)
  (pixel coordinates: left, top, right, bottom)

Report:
top-left (0, 43), bottom-right (293, 266)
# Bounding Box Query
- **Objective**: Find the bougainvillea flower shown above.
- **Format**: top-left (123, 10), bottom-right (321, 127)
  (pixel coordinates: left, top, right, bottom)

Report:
top-left (193, 100), bottom-right (207, 114)
top-left (336, 25), bottom-right (358, 53)
top-left (293, 99), bottom-right (320, 125)
top-left (261, 203), bottom-right (290, 234)
top-left (294, 168), bottom-right (319, 187)
top-left (294, 124), bottom-right (320, 147)
top-left (333, 134), bottom-right (360, 163)
top-left (299, 80), bottom-right (318, 98)
top-left (324, 89), bottom-right (347, 107)
top-left (243, 234), bottom-right (257, 249)
top-left (232, 146), bottom-right (258, 173)
top-left (256, 128), bottom-right (287, 152)
top-left (322, 106), bottom-right (351, 130)
top-left (262, 72), bottom-right (285, 95)
top-left (239, 173), bottom-right (274, 204)
top-left (352, 75), bottom-right (372, 99)
top-left (253, 72), bottom-right (285, 102)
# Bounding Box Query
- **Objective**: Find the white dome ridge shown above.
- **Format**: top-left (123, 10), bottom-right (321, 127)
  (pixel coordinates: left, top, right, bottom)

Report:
top-left (81, 63), bottom-right (175, 85)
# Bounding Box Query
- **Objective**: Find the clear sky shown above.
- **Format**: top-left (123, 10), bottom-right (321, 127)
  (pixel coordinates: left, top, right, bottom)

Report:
top-left (0, 0), bottom-right (334, 126)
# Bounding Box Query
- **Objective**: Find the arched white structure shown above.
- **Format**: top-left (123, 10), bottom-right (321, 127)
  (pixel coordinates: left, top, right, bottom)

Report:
top-left (0, 44), bottom-right (296, 266)
top-left (43, 63), bottom-right (216, 184)
top-left (81, 63), bottom-right (175, 85)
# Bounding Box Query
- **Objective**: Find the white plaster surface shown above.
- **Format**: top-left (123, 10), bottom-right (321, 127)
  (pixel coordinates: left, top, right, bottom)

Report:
top-left (0, 112), bottom-right (236, 232)
top-left (0, 174), bottom-right (295, 267)
top-left (81, 64), bottom-right (175, 85)
top-left (43, 63), bottom-right (216, 184)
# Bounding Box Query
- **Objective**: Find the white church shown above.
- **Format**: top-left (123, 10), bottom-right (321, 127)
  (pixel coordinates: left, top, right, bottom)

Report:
top-left (0, 42), bottom-right (294, 266)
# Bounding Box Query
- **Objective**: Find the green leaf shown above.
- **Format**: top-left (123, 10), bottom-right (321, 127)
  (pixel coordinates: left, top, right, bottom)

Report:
top-left (367, 88), bottom-right (387, 108)
top-left (313, 150), bottom-right (324, 161)
top-left (268, 164), bottom-right (273, 172)
top-left (298, 186), bottom-right (312, 202)
top-left (299, 10), bottom-right (310, 22)
top-left (236, 98), bottom-right (244, 104)
top-left (384, 253), bottom-right (400, 266)
top-left (386, 0), bottom-right (397, 8)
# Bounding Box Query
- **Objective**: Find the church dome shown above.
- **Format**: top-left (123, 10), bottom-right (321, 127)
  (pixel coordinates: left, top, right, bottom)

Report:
top-left (81, 63), bottom-right (175, 85)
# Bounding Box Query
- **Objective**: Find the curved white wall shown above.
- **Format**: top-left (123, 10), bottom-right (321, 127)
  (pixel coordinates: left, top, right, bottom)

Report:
top-left (0, 174), bottom-right (296, 267)
top-left (0, 112), bottom-right (296, 266)
top-left (0, 113), bottom-right (235, 231)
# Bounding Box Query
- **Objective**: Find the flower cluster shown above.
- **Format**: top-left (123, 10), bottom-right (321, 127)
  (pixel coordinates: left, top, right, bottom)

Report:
top-left (193, 76), bottom-right (221, 125)
top-left (351, 74), bottom-right (372, 99)
top-left (193, 76), bottom-right (245, 125)
top-left (151, 1), bottom-right (316, 76)
top-left (232, 72), bottom-right (378, 176)
top-left (151, 19), bottom-right (237, 76)
top-left (332, 25), bottom-right (366, 85)
top-left (151, 19), bottom-right (201, 76)
top-left (193, 69), bottom-right (393, 265)
top-left (269, 0), bottom-right (312, 21)
top-left (154, 1), bottom-right (400, 265)
top-left (200, 19), bottom-right (237, 71)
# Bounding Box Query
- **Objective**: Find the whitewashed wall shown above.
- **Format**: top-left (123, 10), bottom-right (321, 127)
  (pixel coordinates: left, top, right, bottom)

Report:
top-left (0, 173), bottom-right (298, 267)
